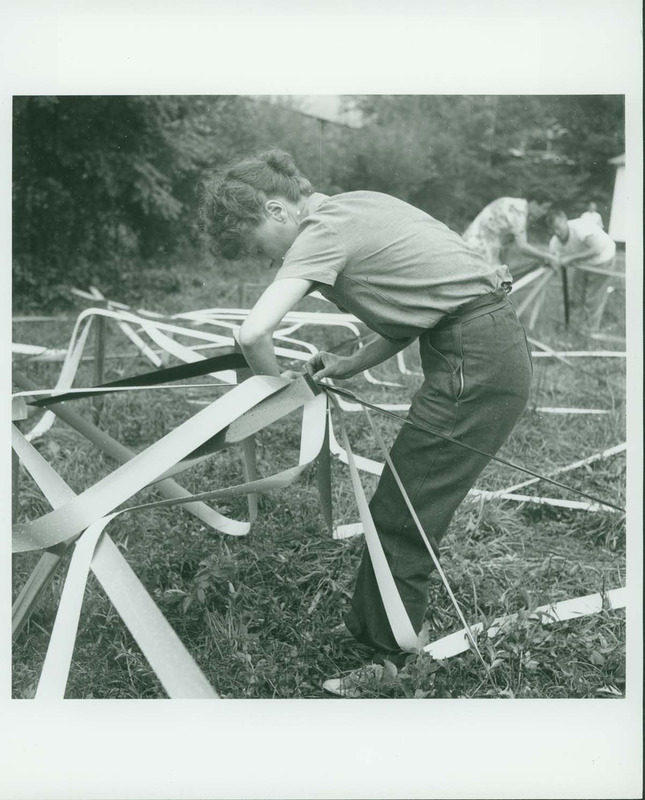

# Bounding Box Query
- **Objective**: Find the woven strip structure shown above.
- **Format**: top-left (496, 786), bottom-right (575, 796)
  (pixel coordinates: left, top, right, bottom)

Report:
top-left (11, 292), bottom-right (626, 697)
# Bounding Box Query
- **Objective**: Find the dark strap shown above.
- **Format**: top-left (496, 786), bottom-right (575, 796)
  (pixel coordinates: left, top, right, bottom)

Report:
top-left (321, 382), bottom-right (626, 514)
top-left (28, 349), bottom-right (248, 407)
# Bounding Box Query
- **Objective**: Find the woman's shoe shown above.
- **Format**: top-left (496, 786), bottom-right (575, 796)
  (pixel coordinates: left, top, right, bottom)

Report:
top-left (322, 663), bottom-right (390, 698)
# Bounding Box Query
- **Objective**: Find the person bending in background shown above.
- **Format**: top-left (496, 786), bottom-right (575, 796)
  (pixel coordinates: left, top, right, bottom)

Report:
top-left (548, 208), bottom-right (617, 331)
top-left (579, 201), bottom-right (604, 230)
top-left (462, 190), bottom-right (557, 273)
top-left (198, 149), bottom-right (533, 697)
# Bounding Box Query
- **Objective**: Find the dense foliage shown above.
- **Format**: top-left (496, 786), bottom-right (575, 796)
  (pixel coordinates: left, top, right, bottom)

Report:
top-left (336, 95), bottom-right (624, 231)
top-left (12, 94), bottom-right (624, 309)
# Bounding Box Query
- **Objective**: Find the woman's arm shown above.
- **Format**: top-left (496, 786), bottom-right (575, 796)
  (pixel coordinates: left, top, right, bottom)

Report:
top-left (238, 278), bottom-right (314, 375)
top-left (560, 244), bottom-right (602, 266)
top-left (515, 231), bottom-right (559, 267)
top-left (306, 334), bottom-right (415, 380)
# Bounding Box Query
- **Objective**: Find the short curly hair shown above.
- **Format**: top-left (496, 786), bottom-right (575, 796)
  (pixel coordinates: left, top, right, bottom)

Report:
top-left (525, 187), bottom-right (552, 205)
top-left (545, 208), bottom-right (567, 227)
top-left (197, 148), bottom-right (313, 260)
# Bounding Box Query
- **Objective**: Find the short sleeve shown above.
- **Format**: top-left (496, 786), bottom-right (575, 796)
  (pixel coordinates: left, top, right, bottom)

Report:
top-left (583, 228), bottom-right (605, 253)
top-left (549, 234), bottom-right (561, 255)
top-left (577, 220), bottom-right (598, 242)
top-left (273, 220), bottom-right (346, 288)
top-left (506, 201), bottom-right (528, 238)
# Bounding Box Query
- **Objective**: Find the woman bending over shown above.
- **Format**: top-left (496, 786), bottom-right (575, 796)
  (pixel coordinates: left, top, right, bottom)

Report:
top-left (198, 149), bottom-right (532, 697)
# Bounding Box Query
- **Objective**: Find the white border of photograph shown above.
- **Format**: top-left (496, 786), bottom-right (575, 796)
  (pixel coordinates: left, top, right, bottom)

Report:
top-left (1, 1), bottom-right (642, 799)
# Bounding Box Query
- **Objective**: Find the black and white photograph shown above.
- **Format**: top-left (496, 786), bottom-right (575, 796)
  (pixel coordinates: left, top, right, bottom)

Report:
top-left (2, 2), bottom-right (642, 799)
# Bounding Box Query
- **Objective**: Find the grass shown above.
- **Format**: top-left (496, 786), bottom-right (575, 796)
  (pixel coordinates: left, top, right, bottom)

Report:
top-left (11, 251), bottom-right (627, 699)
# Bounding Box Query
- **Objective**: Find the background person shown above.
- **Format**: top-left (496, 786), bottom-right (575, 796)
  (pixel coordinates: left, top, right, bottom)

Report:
top-left (548, 208), bottom-right (617, 331)
top-left (579, 200), bottom-right (605, 229)
top-left (198, 148), bottom-right (533, 696)
top-left (462, 190), bottom-right (557, 273)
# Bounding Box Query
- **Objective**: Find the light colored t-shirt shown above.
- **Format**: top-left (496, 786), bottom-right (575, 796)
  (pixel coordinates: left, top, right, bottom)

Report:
top-left (579, 210), bottom-right (604, 229)
top-left (462, 197), bottom-right (528, 266)
top-left (273, 191), bottom-right (512, 340)
top-left (549, 218), bottom-right (616, 267)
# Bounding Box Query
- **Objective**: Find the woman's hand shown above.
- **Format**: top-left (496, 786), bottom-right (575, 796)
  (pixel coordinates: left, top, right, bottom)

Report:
top-left (304, 352), bottom-right (354, 381)
top-left (280, 369), bottom-right (303, 380)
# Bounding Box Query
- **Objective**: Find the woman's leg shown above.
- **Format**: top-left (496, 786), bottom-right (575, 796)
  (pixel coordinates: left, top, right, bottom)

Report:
top-left (584, 259), bottom-right (616, 330)
top-left (344, 304), bottom-right (533, 656)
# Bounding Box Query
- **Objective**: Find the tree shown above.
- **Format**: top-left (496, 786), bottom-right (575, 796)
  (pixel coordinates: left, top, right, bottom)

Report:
top-left (13, 96), bottom-right (198, 303)
top-left (334, 95), bottom-right (624, 232)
